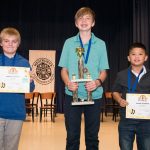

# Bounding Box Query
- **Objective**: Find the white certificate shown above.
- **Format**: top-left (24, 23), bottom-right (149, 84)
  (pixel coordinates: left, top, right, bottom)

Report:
top-left (0, 66), bottom-right (30, 93)
top-left (126, 93), bottom-right (150, 119)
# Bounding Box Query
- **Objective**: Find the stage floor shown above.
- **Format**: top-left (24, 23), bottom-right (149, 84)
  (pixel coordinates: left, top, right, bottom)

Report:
top-left (19, 113), bottom-right (137, 150)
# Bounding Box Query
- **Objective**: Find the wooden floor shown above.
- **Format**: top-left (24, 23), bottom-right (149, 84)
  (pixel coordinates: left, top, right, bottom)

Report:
top-left (19, 114), bottom-right (137, 150)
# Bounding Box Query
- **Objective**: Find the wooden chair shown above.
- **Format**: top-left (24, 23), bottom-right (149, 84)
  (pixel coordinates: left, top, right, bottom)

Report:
top-left (32, 92), bottom-right (40, 116)
top-left (104, 92), bottom-right (120, 121)
top-left (39, 92), bottom-right (56, 122)
top-left (25, 92), bottom-right (35, 122)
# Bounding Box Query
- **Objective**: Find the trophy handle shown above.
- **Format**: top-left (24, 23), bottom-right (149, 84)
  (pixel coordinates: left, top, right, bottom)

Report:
top-left (73, 90), bottom-right (78, 102)
top-left (87, 91), bottom-right (92, 101)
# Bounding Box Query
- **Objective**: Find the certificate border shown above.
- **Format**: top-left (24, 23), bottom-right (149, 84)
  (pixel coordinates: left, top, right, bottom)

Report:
top-left (126, 93), bottom-right (150, 119)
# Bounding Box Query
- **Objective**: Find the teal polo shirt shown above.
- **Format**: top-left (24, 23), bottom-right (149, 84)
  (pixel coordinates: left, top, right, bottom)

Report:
top-left (58, 33), bottom-right (109, 99)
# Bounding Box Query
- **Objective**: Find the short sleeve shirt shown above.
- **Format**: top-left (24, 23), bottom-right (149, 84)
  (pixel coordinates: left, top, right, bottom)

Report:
top-left (58, 33), bottom-right (109, 99)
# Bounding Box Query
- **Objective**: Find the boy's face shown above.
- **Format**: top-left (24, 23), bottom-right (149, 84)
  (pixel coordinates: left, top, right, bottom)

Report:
top-left (0, 35), bottom-right (20, 57)
top-left (75, 14), bottom-right (95, 32)
top-left (127, 48), bottom-right (148, 67)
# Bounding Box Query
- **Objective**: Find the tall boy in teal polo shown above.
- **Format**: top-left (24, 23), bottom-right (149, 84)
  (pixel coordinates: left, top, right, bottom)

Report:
top-left (59, 7), bottom-right (109, 150)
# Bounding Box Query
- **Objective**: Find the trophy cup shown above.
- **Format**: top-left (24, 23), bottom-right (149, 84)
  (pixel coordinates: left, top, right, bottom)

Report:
top-left (71, 47), bottom-right (94, 105)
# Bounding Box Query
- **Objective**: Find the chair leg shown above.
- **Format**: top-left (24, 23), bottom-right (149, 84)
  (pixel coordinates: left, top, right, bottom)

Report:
top-left (105, 108), bottom-right (108, 117)
top-left (54, 108), bottom-right (56, 117)
top-left (36, 99), bottom-right (39, 116)
top-left (40, 109), bottom-right (42, 122)
top-left (36, 106), bottom-right (38, 116)
top-left (52, 109), bottom-right (55, 122)
top-left (112, 108), bottom-right (115, 121)
top-left (50, 109), bottom-right (53, 122)
top-left (32, 108), bottom-right (34, 122)
top-left (112, 108), bottom-right (117, 122)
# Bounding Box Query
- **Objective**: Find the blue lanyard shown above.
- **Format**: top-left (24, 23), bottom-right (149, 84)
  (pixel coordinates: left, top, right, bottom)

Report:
top-left (2, 53), bottom-right (16, 66)
top-left (79, 35), bottom-right (92, 64)
top-left (127, 68), bottom-right (143, 93)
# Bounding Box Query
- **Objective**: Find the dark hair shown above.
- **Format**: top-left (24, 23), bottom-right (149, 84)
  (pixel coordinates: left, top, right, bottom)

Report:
top-left (129, 42), bottom-right (147, 54)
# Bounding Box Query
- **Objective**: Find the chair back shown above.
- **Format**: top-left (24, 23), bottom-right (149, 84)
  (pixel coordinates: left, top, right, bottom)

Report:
top-left (32, 92), bottom-right (40, 104)
top-left (40, 92), bottom-right (56, 106)
top-left (104, 92), bottom-right (113, 104)
top-left (105, 92), bottom-right (112, 99)
top-left (104, 91), bottom-right (120, 121)
top-left (25, 93), bottom-right (35, 105)
top-left (25, 92), bottom-right (35, 121)
top-left (34, 92), bottom-right (40, 98)
top-left (25, 92), bottom-right (34, 99)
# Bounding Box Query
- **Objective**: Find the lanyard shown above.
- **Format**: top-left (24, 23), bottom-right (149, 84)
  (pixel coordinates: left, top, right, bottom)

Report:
top-left (79, 35), bottom-right (92, 64)
top-left (127, 68), bottom-right (143, 93)
top-left (2, 53), bottom-right (16, 66)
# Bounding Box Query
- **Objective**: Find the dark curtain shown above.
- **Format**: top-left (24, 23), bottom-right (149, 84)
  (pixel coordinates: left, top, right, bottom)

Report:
top-left (133, 0), bottom-right (150, 66)
top-left (1, 0), bottom-right (149, 113)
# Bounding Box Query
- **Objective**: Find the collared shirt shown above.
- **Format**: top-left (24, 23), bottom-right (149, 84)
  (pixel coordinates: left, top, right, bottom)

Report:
top-left (58, 33), bottom-right (109, 99)
top-left (112, 66), bottom-right (150, 119)
top-left (131, 65), bottom-right (146, 82)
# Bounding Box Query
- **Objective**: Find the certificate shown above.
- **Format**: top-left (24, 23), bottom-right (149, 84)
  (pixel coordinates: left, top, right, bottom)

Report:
top-left (0, 66), bottom-right (30, 93)
top-left (126, 93), bottom-right (150, 119)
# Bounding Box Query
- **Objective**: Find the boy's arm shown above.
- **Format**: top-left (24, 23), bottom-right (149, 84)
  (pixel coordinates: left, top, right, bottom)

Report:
top-left (61, 68), bottom-right (70, 86)
top-left (61, 67), bottom-right (78, 92)
top-left (85, 70), bottom-right (107, 92)
top-left (96, 70), bottom-right (107, 86)
top-left (113, 92), bottom-right (128, 107)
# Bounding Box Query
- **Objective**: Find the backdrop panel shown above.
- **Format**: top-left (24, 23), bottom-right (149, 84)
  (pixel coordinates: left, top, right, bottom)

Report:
top-left (29, 50), bottom-right (56, 93)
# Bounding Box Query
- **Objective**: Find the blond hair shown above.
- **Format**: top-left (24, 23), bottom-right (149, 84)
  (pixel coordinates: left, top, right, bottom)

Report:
top-left (0, 27), bottom-right (21, 44)
top-left (75, 7), bottom-right (95, 22)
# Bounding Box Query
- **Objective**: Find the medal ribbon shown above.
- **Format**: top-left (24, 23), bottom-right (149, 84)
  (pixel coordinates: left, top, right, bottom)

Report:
top-left (127, 68), bottom-right (143, 93)
top-left (79, 35), bottom-right (92, 64)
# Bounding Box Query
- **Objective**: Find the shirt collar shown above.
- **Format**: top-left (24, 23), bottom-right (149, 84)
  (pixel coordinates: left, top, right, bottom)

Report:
top-left (74, 32), bottom-right (96, 44)
top-left (131, 65), bottom-right (146, 81)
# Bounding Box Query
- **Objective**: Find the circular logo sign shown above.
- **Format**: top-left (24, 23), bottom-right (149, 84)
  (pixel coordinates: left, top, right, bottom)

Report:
top-left (32, 58), bottom-right (55, 85)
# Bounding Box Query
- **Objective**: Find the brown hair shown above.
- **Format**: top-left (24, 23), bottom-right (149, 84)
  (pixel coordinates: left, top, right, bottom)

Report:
top-left (0, 27), bottom-right (21, 44)
top-left (74, 7), bottom-right (95, 22)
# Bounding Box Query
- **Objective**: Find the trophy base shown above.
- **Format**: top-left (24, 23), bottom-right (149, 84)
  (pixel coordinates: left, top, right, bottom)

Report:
top-left (72, 101), bottom-right (94, 106)
top-left (71, 79), bottom-right (92, 83)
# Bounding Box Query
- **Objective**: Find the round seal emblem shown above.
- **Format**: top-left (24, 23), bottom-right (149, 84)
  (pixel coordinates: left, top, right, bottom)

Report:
top-left (32, 58), bottom-right (55, 85)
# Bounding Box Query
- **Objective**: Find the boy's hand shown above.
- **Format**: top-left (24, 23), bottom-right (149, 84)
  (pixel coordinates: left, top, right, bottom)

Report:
top-left (118, 98), bottom-right (128, 107)
top-left (67, 81), bottom-right (78, 92)
top-left (85, 80), bottom-right (97, 92)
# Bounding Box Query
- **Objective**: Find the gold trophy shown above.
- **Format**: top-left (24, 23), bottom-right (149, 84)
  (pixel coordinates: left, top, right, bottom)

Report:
top-left (71, 47), bottom-right (94, 105)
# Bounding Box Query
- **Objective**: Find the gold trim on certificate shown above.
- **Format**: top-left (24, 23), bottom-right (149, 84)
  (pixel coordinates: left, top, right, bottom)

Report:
top-left (126, 93), bottom-right (150, 119)
top-left (0, 66), bottom-right (30, 93)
